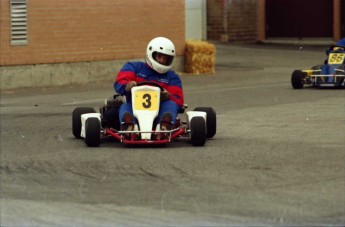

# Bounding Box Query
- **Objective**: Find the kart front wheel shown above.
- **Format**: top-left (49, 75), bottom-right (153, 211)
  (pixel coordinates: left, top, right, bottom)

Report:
top-left (194, 107), bottom-right (216, 138)
top-left (85, 117), bottom-right (101, 147)
top-left (190, 116), bottom-right (206, 146)
top-left (291, 70), bottom-right (305, 89)
top-left (72, 107), bottom-right (96, 138)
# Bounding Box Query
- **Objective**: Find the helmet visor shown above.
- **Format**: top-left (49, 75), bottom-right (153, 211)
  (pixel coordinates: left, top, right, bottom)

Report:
top-left (153, 52), bottom-right (174, 66)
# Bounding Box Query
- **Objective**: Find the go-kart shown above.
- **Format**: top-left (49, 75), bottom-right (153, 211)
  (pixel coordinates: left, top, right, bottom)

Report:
top-left (291, 45), bottom-right (345, 88)
top-left (72, 82), bottom-right (216, 147)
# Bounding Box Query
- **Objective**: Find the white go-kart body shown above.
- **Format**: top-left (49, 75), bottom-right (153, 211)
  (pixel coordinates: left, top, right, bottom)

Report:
top-left (73, 83), bottom-right (216, 147)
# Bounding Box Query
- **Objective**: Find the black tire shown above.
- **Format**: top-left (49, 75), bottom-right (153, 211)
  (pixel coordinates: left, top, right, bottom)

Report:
top-left (85, 117), bottom-right (101, 147)
top-left (190, 116), bottom-right (206, 146)
top-left (72, 107), bottom-right (96, 139)
top-left (291, 70), bottom-right (305, 89)
top-left (193, 107), bottom-right (216, 138)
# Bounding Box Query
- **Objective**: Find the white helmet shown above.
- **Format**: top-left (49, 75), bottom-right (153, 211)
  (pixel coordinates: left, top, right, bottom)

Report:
top-left (146, 37), bottom-right (176, 74)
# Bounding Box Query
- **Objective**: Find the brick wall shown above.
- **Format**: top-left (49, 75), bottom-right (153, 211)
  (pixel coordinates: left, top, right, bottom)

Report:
top-left (207, 0), bottom-right (258, 42)
top-left (0, 0), bottom-right (185, 66)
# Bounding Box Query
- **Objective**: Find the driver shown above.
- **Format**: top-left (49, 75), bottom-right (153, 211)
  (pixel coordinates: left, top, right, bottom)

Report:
top-left (325, 38), bottom-right (345, 56)
top-left (321, 38), bottom-right (345, 78)
top-left (114, 37), bottom-right (184, 137)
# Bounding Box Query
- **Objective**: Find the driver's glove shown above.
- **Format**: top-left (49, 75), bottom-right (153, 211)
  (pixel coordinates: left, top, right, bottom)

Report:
top-left (125, 81), bottom-right (137, 92)
top-left (160, 90), bottom-right (170, 102)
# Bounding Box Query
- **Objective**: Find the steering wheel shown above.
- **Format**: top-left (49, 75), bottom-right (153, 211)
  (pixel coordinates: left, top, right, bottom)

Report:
top-left (136, 81), bottom-right (164, 91)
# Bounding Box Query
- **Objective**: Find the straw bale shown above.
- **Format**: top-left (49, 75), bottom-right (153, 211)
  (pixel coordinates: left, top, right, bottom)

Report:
top-left (185, 40), bottom-right (216, 74)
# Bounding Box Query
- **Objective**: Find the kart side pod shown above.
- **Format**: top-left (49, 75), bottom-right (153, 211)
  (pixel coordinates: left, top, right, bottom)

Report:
top-left (80, 113), bottom-right (101, 138)
top-left (186, 111), bottom-right (207, 129)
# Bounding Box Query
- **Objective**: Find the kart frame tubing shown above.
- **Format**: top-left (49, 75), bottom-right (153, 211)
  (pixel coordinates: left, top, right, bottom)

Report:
top-left (104, 127), bottom-right (188, 145)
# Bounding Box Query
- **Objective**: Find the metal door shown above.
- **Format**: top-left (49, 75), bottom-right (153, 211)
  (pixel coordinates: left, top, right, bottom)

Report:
top-left (266, 0), bottom-right (333, 38)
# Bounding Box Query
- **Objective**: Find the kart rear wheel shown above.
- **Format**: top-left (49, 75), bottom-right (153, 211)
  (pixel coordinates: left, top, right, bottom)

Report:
top-left (85, 117), bottom-right (101, 147)
top-left (291, 70), bottom-right (305, 89)
top-left (193, 107), bottom-right (216, 138)
top-left (72, 107), bottom-right (96, 139)
top-left (190, 116), bottom-right (206, 146)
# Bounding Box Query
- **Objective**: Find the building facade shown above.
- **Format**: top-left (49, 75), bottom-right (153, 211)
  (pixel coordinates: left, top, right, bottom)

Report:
top-left (1, 0), bottom-right (344, 89)
top-left (207, 0), bottom-right (344, 42)
top-left (0, 0), bottom-right (185, 89)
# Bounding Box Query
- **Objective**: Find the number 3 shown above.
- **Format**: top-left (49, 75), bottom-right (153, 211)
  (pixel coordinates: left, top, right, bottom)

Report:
top-left (142, 94), bottom-right (151, 108)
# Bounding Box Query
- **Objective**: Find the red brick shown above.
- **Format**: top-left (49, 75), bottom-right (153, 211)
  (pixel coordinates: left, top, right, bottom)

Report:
top-left (207, 0), bottom-right (258, 42)
top-left (0, 0), bottom-right (185, 66)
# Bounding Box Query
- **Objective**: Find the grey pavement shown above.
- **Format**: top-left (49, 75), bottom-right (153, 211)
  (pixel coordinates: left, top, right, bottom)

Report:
top-left (0, 42), bottom-right (344, 226)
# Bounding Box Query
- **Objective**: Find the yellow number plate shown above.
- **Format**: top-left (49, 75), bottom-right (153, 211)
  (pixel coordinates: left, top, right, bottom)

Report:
top-left (328, 53), bottom-right (345, 64)
top-left (134, 91), bottom-right (159, 111)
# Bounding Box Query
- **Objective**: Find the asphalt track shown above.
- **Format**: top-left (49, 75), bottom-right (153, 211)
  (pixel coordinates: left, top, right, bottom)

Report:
top-left (1, 43), bottom-right (344, 226)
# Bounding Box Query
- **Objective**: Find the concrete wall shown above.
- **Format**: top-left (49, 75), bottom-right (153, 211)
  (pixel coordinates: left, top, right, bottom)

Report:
top-left (0, 57), bottom-right (185, 90)
top-left (185, 0), bottom-right (207, 40)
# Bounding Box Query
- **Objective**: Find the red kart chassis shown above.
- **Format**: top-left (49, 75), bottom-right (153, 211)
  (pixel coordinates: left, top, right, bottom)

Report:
top-left (73, 85), bottom-right (216, 147)
top-left (104, 125), bottom-right (188, 145)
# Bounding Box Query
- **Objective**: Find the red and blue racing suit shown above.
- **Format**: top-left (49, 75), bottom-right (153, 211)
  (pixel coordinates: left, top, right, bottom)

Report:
top-left (114, 62), bottom-right (184, 125)
top-left (322, 38), bottom-right (345, 82)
